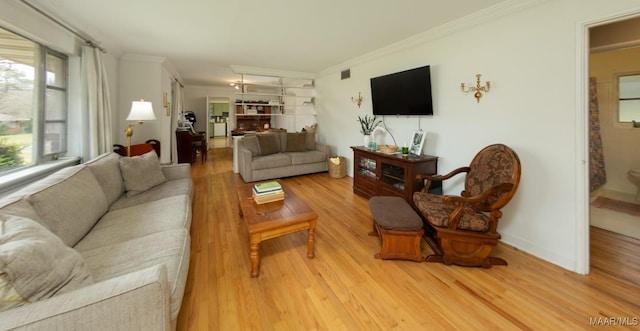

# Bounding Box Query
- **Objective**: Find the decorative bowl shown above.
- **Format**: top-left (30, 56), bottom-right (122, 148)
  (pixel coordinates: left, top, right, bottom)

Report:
top-left (378, 144), bottom-right (398, 154)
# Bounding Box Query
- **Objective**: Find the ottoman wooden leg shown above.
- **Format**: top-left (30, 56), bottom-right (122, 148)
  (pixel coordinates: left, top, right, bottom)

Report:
top-left (368, 218), bottom-right (378, 237)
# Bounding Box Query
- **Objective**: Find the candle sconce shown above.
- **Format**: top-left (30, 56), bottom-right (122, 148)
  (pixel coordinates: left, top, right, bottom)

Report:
top-left (162, 92), bottom-right (170, 115)
top-left (461, 74), bottom-right (490, 103)
top-left (352, 92), bottom-right (363, 108)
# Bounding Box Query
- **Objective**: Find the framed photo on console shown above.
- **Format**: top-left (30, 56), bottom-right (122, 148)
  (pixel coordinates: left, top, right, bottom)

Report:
top-left (410, 131), bottom-right (426, 156)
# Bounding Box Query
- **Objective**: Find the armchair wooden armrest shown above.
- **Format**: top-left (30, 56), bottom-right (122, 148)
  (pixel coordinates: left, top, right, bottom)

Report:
top-left (417, 166), bottom-right (471, 192)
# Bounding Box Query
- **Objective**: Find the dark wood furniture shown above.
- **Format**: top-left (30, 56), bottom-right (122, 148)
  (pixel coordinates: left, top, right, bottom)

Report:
top-left (351, 146), bottom-right (441, 204)
top-left (113, 139), bottom-right (160, 157)
top-left (235, 181), bottom-right (317, 278)
top-left (235, 104), bottom-right (273, 131)
top-left (413, 144), bottom-right (521, 268)
top-left (368, 196), bottom-right (425, 262)
top-left (176, 130), bottom-right (206, 164)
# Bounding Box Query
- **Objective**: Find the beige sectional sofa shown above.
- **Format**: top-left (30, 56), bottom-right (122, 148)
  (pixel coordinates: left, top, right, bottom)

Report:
top-left (238, 131), bottom-right (330, 182)
top-left (0, 151), bottom-right (192, 330)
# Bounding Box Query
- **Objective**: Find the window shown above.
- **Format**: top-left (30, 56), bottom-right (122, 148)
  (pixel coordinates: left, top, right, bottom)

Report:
top-left (618, 74), bottom-right (640, 123)
top-left (0, 27), bottom-right (67, 174)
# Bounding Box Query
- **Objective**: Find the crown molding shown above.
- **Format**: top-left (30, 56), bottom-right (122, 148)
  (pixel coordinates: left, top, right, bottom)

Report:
top-left (317, 0), bottom-right (548, 78)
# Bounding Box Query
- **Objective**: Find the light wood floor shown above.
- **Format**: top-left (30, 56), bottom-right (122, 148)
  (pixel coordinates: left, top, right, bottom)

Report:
top-left (177, 148), bottom-right (640, 330)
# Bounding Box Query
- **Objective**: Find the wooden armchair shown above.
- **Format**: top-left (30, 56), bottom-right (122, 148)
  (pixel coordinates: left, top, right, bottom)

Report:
top-left (113, 139), bottom-right (160, 157)
top-left (413, 144), bottom-right (521, 268)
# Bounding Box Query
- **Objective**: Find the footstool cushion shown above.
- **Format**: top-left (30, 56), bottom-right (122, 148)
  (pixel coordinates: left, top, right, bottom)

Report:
top-left (369, 196), bottom-right (423, 231)
top-left (368, 196), bottom-right (424, 262)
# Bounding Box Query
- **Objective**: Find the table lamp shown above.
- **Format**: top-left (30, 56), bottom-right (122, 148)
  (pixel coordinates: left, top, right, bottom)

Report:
top-left (125, 99), bottom-right (156, 156)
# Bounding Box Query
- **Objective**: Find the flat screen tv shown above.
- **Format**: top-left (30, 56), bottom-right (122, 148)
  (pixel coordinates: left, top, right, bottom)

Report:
top-left (370, 65), bottom-right (433, 116)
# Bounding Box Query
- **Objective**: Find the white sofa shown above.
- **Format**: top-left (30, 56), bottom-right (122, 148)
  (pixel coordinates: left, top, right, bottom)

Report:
top-left (0, 151), bottom-right (192, 330)
top-left (238, 131), bottom-right (329, 182)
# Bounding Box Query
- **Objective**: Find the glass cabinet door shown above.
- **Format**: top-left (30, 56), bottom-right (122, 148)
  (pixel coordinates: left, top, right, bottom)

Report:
top-left (380, 162), bottom-right (405, 190)
top-left (357, 156), bottom-right (376, 179)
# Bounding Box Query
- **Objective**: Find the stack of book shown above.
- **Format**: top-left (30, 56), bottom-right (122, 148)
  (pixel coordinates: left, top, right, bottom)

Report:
top-left (252, 181), bottom-right (285, 204)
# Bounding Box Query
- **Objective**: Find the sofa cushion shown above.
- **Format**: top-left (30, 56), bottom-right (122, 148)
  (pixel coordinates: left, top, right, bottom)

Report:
top-left (276, 132), bottom-right (287, 152)
top-left (80, 229), bottom-right (189, 321)
top-left (251, 153), bottom-right (292, 170)
top-left (119, 151), bottom-right (168, 197)
top-left (302, 124), bottom-right (317, 150)
top-left (256, 134), bottom-right (279, 156)
top-left (74, 196), bottom-right (192, 252)
top-left (0, 199), bottom-right (42, 223)
top-left (288, 150), bottom-right (328, 165)
top-left (0, 273), bottom-right (25, 311)
top-left (0, 215), bottom-right (94, 310)
top-left (109, 178), bottom-right (193, 211)
top-left (241, 135), bottom-right (260, 156)
top-left (25, 166), bottom-right (108, 247)
top-left (85, 152), bottom-right (125, 206)
top-left (285, 133), bottom-right (307, 152)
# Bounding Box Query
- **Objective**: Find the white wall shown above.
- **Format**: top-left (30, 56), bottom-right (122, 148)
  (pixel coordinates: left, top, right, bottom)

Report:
top-left (118, 54), bottom-right (179, 163)
top-left (315, 0), bottom-right (640, 273)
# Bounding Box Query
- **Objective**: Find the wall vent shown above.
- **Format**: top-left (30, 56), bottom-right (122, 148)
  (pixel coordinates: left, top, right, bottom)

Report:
top-left (341, 69), bottom-right (351, 80)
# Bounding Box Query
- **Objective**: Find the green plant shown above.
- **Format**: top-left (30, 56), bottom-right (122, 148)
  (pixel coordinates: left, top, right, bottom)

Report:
top-left (357, 115), bottom-right (381, 135)
top-left (0, 138), bottom-right (25, 171)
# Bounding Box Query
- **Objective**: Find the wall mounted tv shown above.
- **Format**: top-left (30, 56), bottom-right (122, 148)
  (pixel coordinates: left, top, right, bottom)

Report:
top-left (370, 65), bottom-right (433, 116)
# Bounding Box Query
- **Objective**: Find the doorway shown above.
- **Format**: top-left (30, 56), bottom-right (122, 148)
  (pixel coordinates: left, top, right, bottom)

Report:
top-left (584, 12), bottom-right (640, 273)
top-left (206, 97), bottom-right (231, 149)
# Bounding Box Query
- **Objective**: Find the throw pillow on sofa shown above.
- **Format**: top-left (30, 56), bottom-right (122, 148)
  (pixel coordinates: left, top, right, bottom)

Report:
top-left (0, 215), bottom-right (94, 311)
top-left (241, 135), bottom-right (260, 156)
top-left (26, 166), bottom-right (109, 247)
top-left (302, 124), bottom-right (317, 150)
top-left (256, 134), bottom-right (279, 156)
top-left (285, 132), bottom-right (307, 152)
top-left (119, 151), bottom-right (168, 197)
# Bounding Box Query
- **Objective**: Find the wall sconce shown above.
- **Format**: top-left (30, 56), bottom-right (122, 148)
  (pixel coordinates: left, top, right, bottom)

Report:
top-left (461, 74), bottom-right (490, 103)
top-left (352, 92), bottom-right (363, 108)
top-left (162, 92), bottom-right (170, 115)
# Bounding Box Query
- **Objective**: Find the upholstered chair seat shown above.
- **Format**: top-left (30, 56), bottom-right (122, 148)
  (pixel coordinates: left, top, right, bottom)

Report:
top-left (413, 193), bottom-right (490, 232)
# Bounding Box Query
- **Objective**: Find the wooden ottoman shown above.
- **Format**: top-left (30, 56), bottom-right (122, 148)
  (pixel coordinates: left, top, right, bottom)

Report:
top-left (368, 196), bottom-right (425, 262)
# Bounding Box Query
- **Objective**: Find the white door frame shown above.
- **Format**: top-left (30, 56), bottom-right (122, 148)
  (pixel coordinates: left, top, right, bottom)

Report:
top-left (576, 9), bottom-right (640, 275)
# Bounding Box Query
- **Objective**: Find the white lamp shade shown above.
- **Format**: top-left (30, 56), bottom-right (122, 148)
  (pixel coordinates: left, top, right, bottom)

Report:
top-left (127, 100), bottom-right (156, 121)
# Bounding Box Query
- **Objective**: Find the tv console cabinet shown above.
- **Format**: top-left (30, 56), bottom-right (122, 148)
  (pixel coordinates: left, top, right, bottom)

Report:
top-left (351, 146), bottom-right (441, 203)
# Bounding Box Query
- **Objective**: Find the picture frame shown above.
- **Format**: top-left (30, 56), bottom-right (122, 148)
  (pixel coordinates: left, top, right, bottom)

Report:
top-left (410, 131), bottom-right (426, 156)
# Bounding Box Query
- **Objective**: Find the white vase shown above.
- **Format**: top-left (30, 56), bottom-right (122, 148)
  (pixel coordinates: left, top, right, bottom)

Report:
top-left (363, 134), bottom-right (371, 148)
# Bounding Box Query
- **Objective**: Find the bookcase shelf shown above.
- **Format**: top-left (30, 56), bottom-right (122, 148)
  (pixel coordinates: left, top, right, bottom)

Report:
top-left (233, 73), bottom-right (315, 132)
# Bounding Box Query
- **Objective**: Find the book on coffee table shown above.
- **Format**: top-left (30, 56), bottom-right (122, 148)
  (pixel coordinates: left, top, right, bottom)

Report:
top-left (253, 190), bottom-right (285, 204)
top-left (254, 181), bottom-right (282, 194)
top-left (252, 186), bottom-right (283, 196)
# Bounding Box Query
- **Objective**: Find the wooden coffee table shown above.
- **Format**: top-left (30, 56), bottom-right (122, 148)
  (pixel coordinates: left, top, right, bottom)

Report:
top-left (236, 181), bottom-right (318, 277)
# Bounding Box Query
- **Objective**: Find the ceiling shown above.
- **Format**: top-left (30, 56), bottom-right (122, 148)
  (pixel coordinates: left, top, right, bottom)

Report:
top-left (27, 0), bottom-right (507, 86)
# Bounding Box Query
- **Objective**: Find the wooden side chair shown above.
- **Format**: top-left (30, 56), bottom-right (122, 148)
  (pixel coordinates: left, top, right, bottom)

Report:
top-left (413, 144), bottom-right (521, 268)
top-left (113, 139), bottom-right (161, 157)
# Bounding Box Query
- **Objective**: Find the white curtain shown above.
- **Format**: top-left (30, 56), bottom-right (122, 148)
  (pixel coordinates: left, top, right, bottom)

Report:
top-left (170, 79), bottom-right (184, 163)
top-left (80, 45), bottom-right (113, 160)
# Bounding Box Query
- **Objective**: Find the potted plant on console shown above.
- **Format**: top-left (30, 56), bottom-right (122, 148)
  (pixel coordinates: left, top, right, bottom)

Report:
top-left (357, 114), bottom-right (381, 148)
